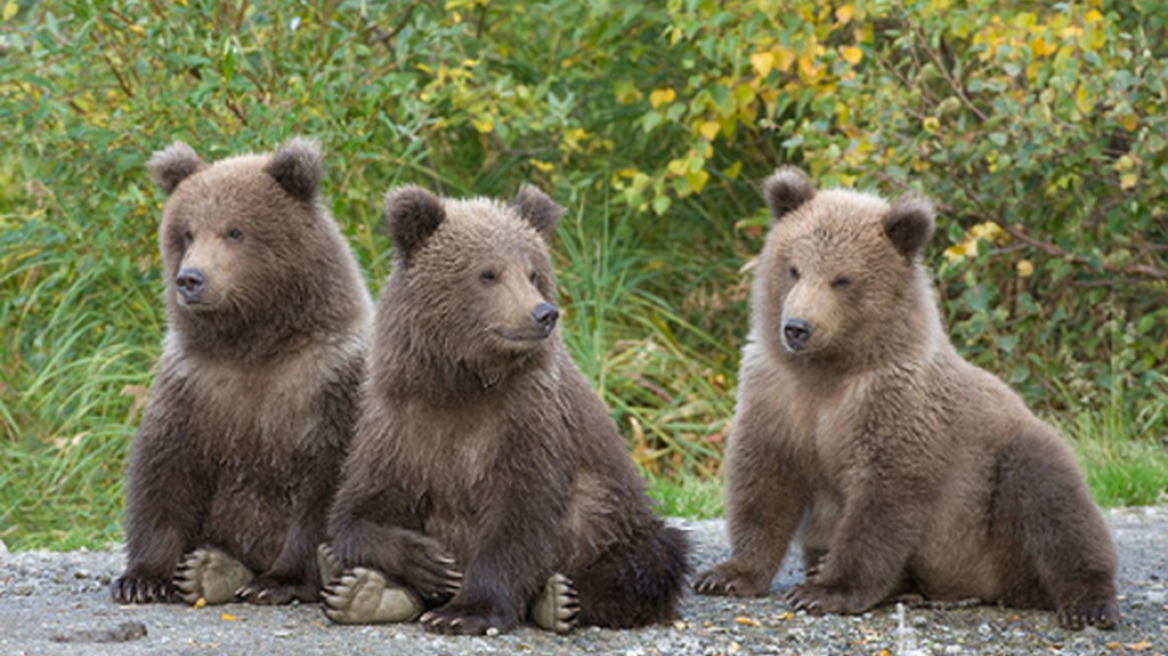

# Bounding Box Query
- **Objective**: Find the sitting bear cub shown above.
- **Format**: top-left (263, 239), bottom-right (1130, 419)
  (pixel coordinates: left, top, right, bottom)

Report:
top-left (694, 168), bottom-right (1118, 630)
top-left (321, 185), bottom-right (689, 635)
top-left (111, 138), bottom-right (372, 606)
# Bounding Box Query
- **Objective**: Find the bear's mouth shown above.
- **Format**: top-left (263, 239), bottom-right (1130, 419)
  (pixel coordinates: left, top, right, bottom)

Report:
top-left (494, 327), bottom-right (553, 343)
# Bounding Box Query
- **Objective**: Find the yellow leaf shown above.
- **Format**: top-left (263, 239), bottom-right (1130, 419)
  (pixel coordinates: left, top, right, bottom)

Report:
top-left (840, 45), bottom-right (863, 65)
top-left (836, 4), bottom-right (854, 24)
top-left (774, 46), bottom-right (796, 73)
top-left (798, 54), bottom-right (821, 80)
top-left (735, 616), bottom-right (761, 627)
top-left (1119, 114), bottom-right (1138, 132)
top-left (750, 51), bottom-right (775, 78)
top-left (528, 159), bottom-right (554, 173)
top-left (699, 121), bottom-right (720, 141)
top-left (1030, 37), bottom-right (1055, 57)
top-left (221, 613), bottom-right (237, 621)
top-left (1120, 172), bottom-right (1138, 190)
top-left (1016, 260), bottom-right (1034, 278)
top-left (3, 0), bottom-right (19, 21)
top-left (193, 597), bottom-right (207, 609)
top-left (1126, 642), bottom-right (1152, 652)
top-left (472, 115), bottom-right (494, 133)
top-left (649, 88), bottom-right (676, 109)
top-left (687, 169), bottom-right (710, 193)
top-left (1085, 8), bottom-right (1103, 22)
top-left (1075, 88), bottom-right (1095, 115)
top-left (944, 245), bottom-right (966, 262)
top-left (923, 116), bottom-right (939, 134)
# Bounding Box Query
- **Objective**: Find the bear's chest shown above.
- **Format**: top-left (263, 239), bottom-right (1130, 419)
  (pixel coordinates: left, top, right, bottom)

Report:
top-left (183, 355), bottom-right (323, 471)
top-left (780, 372), bottom-right (873, 479)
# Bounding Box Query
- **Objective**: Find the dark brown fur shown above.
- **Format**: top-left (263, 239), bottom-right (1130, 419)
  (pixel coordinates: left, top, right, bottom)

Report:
top-left (693, 167), bottom-right (1119, 630)
top-left (326, 185), bottom-right (688, 634)
top-left (110, 138), bottom-right (372, 605)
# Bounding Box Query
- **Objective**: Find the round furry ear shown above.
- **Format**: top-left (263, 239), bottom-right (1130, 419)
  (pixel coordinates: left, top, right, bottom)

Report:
top-left (147, 142), bottom-right (206, 196)
top-left (266, 137), bottom-right (324, 201)
top-left (510, 184), bottom-right (564, 242)
top-left (383, 185), bottom-right (445, 260)
top-left (883, 196), bottom-right (936, 259)
top-left (762, 167), bottom-right (816, 221)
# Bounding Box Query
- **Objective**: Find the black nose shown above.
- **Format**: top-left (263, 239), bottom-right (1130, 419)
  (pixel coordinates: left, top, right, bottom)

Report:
top-left (782, 318), bottom-right (812, 351)
top-left (531, 302), bottom-right (559, 331)
top-left (175, 267), bottom-right (206, 300)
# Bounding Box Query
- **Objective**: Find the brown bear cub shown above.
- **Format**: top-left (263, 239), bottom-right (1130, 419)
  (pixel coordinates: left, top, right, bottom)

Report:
top-left (320, 185), bottom-right (689, 635)
top-left (110, 138), bottom-right (372, 606)
top-left (694, 168), bottom-right (1119, 630)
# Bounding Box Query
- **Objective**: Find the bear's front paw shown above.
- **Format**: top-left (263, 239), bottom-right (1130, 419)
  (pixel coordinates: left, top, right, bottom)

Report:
top-left (237, 575), bottom-right (314, 605)
top-left (400, 537), bottom-right (462, 604)
top-left (420, 600), bottom-right (517, 636)
top-left (693, 561), bottom-right (768, 597)
top-left (785, 583), bottom-right (872, 615)
top-left (1057, 597), bottom-right (1119, 630)
top-left (110, 576), bottom-right (178, 604)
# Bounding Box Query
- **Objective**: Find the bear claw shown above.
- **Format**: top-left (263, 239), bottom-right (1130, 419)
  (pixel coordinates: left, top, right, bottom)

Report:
top-left (531, 573), bottom-right (579, 634)
top-left (1057, 599), bottom-right (1119, 630)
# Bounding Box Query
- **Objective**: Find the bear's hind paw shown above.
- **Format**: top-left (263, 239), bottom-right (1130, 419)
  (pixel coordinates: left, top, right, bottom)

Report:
top-left (531, 573), bottom-right (579, 634)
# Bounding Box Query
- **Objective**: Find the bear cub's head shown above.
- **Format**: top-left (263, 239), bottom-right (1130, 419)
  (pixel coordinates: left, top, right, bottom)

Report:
top-left (382, 184), bottom-right (564, 366)
top-left (754, 167), bottom-right (937, 365)
top-left (148, 138), bottom-right (335, 323)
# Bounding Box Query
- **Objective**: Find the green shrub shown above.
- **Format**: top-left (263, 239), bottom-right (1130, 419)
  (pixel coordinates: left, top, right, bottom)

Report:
top-left (1, 0), bottom-right (1164, 546)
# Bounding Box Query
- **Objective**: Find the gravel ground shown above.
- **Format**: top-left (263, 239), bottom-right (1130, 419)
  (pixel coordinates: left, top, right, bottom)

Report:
top-left (1, 506), bottom-right (1165, 656)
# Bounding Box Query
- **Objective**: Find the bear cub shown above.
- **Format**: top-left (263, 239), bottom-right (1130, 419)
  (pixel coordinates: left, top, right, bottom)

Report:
top-left (694, 167), bottom-right (1119, 630)
top-left (320, 185), bottom-right (689, 635)
top-left (111, 138), bottom-right (372, 606)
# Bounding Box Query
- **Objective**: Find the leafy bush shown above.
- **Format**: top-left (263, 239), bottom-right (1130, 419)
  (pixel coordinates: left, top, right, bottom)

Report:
top-left (1, 0), bottom-right (1165, 547)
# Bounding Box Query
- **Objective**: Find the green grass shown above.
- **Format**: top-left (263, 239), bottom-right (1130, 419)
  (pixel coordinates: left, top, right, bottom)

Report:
top-left (1062, 384), bottom-right (1168, 508)
top-left (645, 473), bottom-right (724, 520)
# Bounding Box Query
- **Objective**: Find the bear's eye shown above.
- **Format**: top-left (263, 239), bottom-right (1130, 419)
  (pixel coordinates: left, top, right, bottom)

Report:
top-left (528, 271), bottom-right (538, 285)
top-left (479, 270), bottom-right (498, 284)
top-left (182, 230), bottom-right (193, 245)
top-left (788, 266), bottom-right (800, 280)
top-left (831, 276), bottom-right (852, 289)
top-left (226, 228), bottom-right (243, 242)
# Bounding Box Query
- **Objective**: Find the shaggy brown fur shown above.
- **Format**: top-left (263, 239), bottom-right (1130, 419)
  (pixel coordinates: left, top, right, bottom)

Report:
top-left (110, 138), bottom-right (372, 606)
top-left (693, 167), bottom-right (1119, 630)
top-left (324, 185), bottom-right (689, 635)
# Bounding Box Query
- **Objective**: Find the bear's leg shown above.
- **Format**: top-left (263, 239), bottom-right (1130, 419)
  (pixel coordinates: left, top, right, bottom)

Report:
top-left (173, 547), bottom-right (254, 605)
top-left (530, 573), bottom-right (579, 634)
top-left (694, 420), bottom-right (810, 597)
top-left (994, 434), bottom-right (1119, 630)
top-left (321, 566), bottom-right (426, 625)
top-left (563, 523), bottom-right (689, 629)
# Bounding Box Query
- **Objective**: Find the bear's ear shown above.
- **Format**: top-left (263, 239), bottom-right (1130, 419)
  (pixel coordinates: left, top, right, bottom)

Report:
top-left (883, 196), bottom-right (936, 258)
top-left (384, 185), bottom-right (445, 259)
top-left (763, 167), bottom-right (816, 221)
top-left (266, 137), bottom-right (324, 201)
top-left (510, 184), bottom-right (564, 242)
top-left (147, 142), bottom-right (206, 196)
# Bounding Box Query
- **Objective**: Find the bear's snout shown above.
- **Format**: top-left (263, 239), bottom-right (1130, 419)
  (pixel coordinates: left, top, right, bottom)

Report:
top-left (531, 302), bottom-right (559, 334)
top-left (175, 267), bottom-right (207, 302)
top-left (782, 318), bottom-right (812, 351)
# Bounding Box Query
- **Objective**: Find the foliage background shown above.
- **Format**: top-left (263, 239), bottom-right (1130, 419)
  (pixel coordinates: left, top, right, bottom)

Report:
top-left (2, 0), bottom-right (1166, 549)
